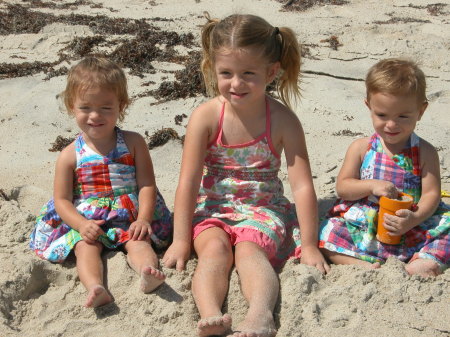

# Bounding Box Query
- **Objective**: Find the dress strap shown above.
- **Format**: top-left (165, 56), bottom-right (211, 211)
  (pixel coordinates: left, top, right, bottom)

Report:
top-left (265, 98), bottom-right (281, 159)
top-left (209, 101), bottom-right (226, 147)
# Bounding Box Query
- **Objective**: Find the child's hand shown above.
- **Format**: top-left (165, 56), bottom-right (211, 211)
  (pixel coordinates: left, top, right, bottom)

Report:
top-left (300, 246), bottom-right (330, 274)
top-left (128, 219), bottom-right (152, 240)
top-left (79, 219), bottom-right (105, 244)
top-left (382, 209), bottom-right (417, 236)
top-left (162, 240), bottom-right (191, 271)
top-left (371, 180), bottom-right (398, 199)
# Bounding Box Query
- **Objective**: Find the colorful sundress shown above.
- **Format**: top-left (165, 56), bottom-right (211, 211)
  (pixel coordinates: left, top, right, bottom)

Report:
top-left (319, 133), bottom-right (450, 269)
top-left (192, 100), bottom-right (301, 269)
top-left (30, 128), bottom-right (172, 263)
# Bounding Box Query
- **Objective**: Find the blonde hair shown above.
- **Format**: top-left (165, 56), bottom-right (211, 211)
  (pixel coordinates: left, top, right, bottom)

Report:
top-left (200, 13), bottom-right (301, 109)
top-left (366, 58), bottom-right (427, 104)
top-left (62, 56), bottom-right (130, 122)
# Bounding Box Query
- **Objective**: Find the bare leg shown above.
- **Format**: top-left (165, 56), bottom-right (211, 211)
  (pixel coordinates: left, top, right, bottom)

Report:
top-left (193, 227), bottom-right (234, 337)
top-left (321, 248), bottom-right (381, 269)
top-left (125, 240), bottom-right (165, 293)
top-left (406, 258), bottom-right (441, 277)
top-left (74, 241), bottom-right (113, 308)
top-left (229, 242), bottom-right (278, 337)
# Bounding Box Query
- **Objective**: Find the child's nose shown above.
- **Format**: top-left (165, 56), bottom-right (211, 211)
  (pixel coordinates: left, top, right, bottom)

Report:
top-left (231, 75), bottom-right (243, 88)
top-left (386, 120), bottom-right (397, 129)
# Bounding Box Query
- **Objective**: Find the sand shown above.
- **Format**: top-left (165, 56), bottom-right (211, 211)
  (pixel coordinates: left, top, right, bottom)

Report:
top-left (0, 0), bottom-right (449, 336)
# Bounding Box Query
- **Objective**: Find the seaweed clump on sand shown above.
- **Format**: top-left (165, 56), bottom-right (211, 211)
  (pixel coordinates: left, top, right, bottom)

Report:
top-left (332, 129), bottom-right (364, 137)
top-left (320, 35), bottom-right (343, 50)
top-left (1, 2), bottom-right (196, 81)
top-left (48, 135), bottom-right (75, 152)
top-left (408, 3), bottom-right (448, 16)
top-left (151, 51), bottom-right (204, 102)
top-left (279, 0), bottom-right (348, 12)
top-left (146, 128), bottom-right (182, 150)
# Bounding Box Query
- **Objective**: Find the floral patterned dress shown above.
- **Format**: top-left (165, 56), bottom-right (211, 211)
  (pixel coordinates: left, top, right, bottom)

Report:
top-left (192, 101), bottom-right (301, 269)
top-left (30, 128), bottom-right (172, 263)
top-left (319, 133), bottom-right (450, 269)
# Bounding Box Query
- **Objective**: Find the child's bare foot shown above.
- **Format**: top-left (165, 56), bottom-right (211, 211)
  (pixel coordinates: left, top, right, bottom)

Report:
top-left (141, 266), bottom-right (165, 293)
top-left (405, 258), bottom-right (441, 277)
top-left (197, 313), bottom-right (232, 337)
top-left (85, 285), bottom-right (113, 308)
top-left (370, 262), bottom-right (381, 269)
top-left (229, 311), bottom-right (276, 337)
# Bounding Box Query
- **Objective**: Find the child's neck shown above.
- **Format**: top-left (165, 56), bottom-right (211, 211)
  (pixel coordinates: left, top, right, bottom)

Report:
top-left (82, 132), bottom-right (117, 156)
top-left (379, 136), bottom-right (409, 157)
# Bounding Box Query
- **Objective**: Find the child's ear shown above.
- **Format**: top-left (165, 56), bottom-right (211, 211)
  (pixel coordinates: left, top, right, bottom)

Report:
top-left (364, 98), bottom-right (370, 109)
top-left (267, 62), bottom-right (280, 83)
top-left (418, 101), bottom-right (428, 121)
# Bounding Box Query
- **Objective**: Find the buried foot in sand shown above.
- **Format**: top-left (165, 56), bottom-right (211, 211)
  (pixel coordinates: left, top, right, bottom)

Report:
top-left (405, 258), bottom-right (441, 277)
top-left (85, 285), bottom-right (113, 308)
top-left (140, 266), bottom-right (165, 293)
top-left (197, 313), bottom-right (232, 337)
top-left (228, 311), bottom-right (276, 337)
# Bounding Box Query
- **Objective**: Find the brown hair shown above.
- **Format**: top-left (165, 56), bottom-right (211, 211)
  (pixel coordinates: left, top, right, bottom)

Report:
top-left (62, 56), bottom-right (130, 122)
top-left (200, 13), bottom-right (301, 109)
top-left (366, 58), bottom-right (427, 104)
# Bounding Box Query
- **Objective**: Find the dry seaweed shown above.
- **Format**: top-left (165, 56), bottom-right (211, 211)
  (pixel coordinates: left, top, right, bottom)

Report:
top-left (408, 3), bottom-right (448, 16)
top-left (0, 61), bottom-right (58, 79)
top-left (374, 13), bottom-right (431, 25)
top-left (48, 135), bottom-right (75, 152)
top-left (320, 35), bottom-right (342, 50)
top-left (1, 2), bottom-right (196, 85)
top-left (174, 114), bottom-right (188, 126)
top-left (332, 129), bottom-right (364, 137)
top-left (146, 128), bottom-right (182, 150)
top-left (279, 0), bottom-right (348, 12)
top-left (151, 51), bottom-right (204, 102)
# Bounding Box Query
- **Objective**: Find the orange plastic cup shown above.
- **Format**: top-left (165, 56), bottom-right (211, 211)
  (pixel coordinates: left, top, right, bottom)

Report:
top-left (377, 192), bottom-right (413, 245)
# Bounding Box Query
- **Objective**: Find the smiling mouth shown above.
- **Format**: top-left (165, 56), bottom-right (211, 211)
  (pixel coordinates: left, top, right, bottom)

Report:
top-left (231, 92), bottom-right (247, 98)
top-left (385, 131), bottom-right (400, 136)
top-left (89, 123), bottom-right (104, 127)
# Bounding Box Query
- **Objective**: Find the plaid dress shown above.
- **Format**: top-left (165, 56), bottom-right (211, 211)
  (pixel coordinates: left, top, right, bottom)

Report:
top-left (192, 101), bottom-right (301, 269)
top-left (30, 128), bottom-right (172, 263)
top-left (319, 133), bottom-right (450, 269)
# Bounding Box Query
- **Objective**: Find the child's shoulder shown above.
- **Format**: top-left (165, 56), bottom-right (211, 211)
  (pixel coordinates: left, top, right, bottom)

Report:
top-left (417, 136), bottom-right (439, 163)
top-left (188, 97), bottom-right (222, 127)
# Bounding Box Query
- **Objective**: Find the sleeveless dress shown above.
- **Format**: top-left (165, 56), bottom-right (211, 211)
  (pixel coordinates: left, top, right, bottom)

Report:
top-left (319, 133), bottom-right (450, 269)
top-left (30, 128), bottom-right (172, 263)
top-left (192, 100), bottom-right (301, 269)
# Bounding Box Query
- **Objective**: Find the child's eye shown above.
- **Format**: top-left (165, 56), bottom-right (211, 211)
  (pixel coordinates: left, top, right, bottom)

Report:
top-left (244, 71), bottom-right (255, 75)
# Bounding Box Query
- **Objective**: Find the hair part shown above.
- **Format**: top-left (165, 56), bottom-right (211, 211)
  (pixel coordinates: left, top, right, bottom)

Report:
top-left (365, 58), bottom-right (427, 104)
top-left (200, 13), bottom-right (301, 109)
top-left (62, 56), bottom-right (130, 122)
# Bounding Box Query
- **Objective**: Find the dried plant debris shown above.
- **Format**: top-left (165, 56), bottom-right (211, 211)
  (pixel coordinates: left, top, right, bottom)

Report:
top-left (48, 135), bottom-right (75, 152)
top-left (1, 2), bottom-right (196, 83)
top-left (151, 51), bottom-right (204, 102)
top-left (407, 3), bottom-right (448, 16)
top-left (146, 128), bottom-right (182, 150)
top-left (174, 114), bottom-right (188, 126)
top-left (332, 129), bottom-right (364, 137)
top-left (374, 13), bottom-right (431, 25)
top-left (320, 35), bottom-right (343, 50)
top-left (279, 0), bottom-right (348, 12)
top-left (0, 61), bottom-right (58, 79)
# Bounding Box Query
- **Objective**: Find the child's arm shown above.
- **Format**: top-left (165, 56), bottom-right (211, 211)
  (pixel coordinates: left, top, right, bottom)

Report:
top-left (336, 138), bottom-right (398, 200)
top-left (383, 140), bottom-right (441, 235)
top-left (53, 143), bottom-right (105, 244)
top-left (279, 106), bottom-right (329, 273)
top-left (123, 131), bottom-right (157, 241)
top-left (162, 101), bottom-right (216, 271)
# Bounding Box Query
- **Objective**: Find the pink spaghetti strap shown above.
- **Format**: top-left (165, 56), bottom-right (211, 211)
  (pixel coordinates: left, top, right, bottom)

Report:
top-left (208, 101), bottom-right (226, 148)
top-left (265, 98), bottom-right (281, 159)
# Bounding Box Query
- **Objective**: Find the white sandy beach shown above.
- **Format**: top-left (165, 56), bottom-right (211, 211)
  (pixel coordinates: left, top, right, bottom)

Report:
top-left (0, 0), bottom-right (449, 336)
